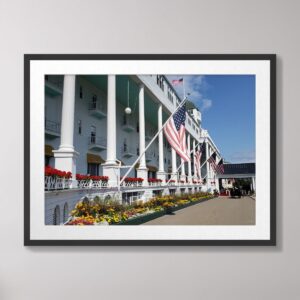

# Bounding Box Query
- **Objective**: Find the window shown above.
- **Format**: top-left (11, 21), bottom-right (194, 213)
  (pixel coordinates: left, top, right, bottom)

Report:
top-left (156, 75), bottom-right (164, 91)
top-left (78, 120), bottom-right (82, 135)
top-left (79, 86), bottom-right (83, 98)
top-left (53, 205), bottom-right (60, 225)
top-left (63, 203), bottom-right (69, 223)
top-left (169, 189), bottom-right (175, 195)
top-left (90, 125), bottom-right (96, 143)
top-left (45, 156), bottom-right (54, 167)
top-left (91, 94), bottom-right (97, 109)
top-left (136, 147), bottom-right (140, 156)
top-left (160, 77), bottom-right (164, 91)
top-left (136, 121), bottom-right (139, 132)
top-left (164, 158), bottom-right (166, 163)
top-left (123, 138), bottom-right (127, 152)
top-left (45, 156), bottom-right (50, 166)
top-left (148, 171), bottom-right (156, 179)
top-left (167, 88), bottom-right (173, 102)
top-left (87, 163), bottom-right (99, 176)
top-left (123, 113), bottom-right (127, 125)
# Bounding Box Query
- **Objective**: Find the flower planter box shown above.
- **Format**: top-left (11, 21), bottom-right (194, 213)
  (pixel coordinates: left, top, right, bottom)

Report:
top-left (114, 210), bottom-right (166, 225)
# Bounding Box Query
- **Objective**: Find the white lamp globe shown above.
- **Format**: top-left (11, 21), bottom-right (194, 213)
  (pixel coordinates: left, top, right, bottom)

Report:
top-left (125, 107), bottom-right (132, 114)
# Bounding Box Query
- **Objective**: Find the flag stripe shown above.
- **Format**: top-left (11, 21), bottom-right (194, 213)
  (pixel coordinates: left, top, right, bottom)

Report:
top-left (163, 104), bottom-right (190, 162)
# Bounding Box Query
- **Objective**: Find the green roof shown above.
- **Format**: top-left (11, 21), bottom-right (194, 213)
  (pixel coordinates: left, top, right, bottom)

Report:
top-left (186, 100), bottom-right (198, 111)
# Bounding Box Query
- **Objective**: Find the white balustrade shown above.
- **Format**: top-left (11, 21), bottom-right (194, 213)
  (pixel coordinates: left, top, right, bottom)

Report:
top-left (45, 176), bottom-right (72, 191)
top-left (77, 180), bottom-right (109, 189)
top-left (45, 177), bottom-right (109, 191)
top-left (120, 181), bottom-right (143, 188)
top-left (148, 181), bottom-right (162, 187)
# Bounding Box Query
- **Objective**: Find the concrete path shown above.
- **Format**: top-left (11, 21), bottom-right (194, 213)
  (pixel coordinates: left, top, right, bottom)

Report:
top-left (143, 196), bottom-right (255, 225)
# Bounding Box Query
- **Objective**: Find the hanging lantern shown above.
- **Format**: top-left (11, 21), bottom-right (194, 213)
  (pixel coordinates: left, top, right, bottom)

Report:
top-left (124, 79), bottom-right (132, 115)
top-left (125, 107), bottom-right (132, 114)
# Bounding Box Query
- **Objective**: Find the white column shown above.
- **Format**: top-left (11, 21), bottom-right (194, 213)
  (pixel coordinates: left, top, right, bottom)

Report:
top-left (180, 158), bottom-right (186, 182)
top-left (53, 75), bottom-right (79, 187)
top-left (136, 83), bottom-right (148, 185)
top-left (193, 139), bottom-right (197, 179)
top-left (187, 134), bottom-right (192, 183)
top-left (206, 142), bottom-right (211, 191)
top-left (106, 75), bottom-right (117, 164)
top-left (215, 176), bottom-right (220, 192)
top-left (171, 99), bottom-right (178, 184)
top-left (157, 104), bottom-right (166, 181)
top-left (102, 75), bottom-right (119, 186)
top-left (198, 143), bottom-right (202, 182)
top-left (171, 149), bottom-right (177, 182)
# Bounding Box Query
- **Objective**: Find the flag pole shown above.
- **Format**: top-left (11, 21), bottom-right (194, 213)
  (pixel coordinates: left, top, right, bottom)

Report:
top-left (119, 96), bottom-right (188, 186)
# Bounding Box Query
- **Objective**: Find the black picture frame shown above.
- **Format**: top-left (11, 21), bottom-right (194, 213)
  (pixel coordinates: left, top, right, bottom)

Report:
top-left (24, 54), bottom-right (276, 246)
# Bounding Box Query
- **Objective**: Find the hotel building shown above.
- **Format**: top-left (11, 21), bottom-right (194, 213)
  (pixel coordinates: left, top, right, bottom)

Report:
top-left (45, 74), bottom-right (222, 224)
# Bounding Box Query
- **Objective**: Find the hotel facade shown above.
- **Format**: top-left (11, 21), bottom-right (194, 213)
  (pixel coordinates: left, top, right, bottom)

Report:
top-left (45, 74), bottom-right (222, 224)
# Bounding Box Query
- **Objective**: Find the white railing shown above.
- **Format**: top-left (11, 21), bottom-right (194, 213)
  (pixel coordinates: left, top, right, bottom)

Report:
top-left (77, 180), bottom-right (109, 189)
top-left (148, 181), bottom-right (163, 187)
top-left (89, 136), bottom-right (107, 147)
top-left (120, 181), bottom-right (143, 188)
top-left (45, 119), bottom-right (61, 134)
top-left (121, 146), bottom-right (135, 157)
top-left (45, 176), bottom-right (72, 191)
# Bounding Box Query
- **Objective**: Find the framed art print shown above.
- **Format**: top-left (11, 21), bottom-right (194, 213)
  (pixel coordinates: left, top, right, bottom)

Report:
top-left (24, 54), bottom-right (276, 246)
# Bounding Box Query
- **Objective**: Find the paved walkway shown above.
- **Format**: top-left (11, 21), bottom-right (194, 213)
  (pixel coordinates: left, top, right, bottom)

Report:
top-left (143, 196), bottom-right (255, 225)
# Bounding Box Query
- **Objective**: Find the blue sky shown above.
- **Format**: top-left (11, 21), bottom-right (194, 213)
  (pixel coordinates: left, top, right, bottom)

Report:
top-left (166, 75), bottom-right (255, 163)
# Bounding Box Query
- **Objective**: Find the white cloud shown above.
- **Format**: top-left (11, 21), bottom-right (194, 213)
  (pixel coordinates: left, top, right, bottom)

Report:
top-left (166, 75), bottom-right (212, 112)
top-left (201, 99), bottom-right (212, 111)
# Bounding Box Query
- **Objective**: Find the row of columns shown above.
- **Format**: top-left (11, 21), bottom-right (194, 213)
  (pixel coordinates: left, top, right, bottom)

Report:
top-left (53, 75), bottom-right (202, 187)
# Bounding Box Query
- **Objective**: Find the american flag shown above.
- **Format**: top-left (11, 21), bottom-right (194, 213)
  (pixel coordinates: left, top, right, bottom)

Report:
top-left (164, 104), bottom-right (190, 162)
top-left (208, 155), bottom-right (224, 174)
top-left (171, 78), bottom-right (183, 85)
top-left (195, 143), bottom-right (205, 177)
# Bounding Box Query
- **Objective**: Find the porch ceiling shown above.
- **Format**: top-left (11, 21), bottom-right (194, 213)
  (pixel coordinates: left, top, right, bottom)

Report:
top-left (83, 75), bottom-right (169, 128)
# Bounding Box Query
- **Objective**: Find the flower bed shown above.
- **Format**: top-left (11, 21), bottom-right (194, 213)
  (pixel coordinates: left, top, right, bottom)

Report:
top-left (65, 192), bottom-right (215, 226)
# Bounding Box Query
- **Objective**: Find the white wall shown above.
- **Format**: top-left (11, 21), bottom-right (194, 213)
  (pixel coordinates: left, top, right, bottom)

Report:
top-left (0, 0), bottom-right (297, 299)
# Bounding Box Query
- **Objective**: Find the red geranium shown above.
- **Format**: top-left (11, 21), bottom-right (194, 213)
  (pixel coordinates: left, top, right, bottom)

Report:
top-left (148, 178), bottom-right (162, 183)
top-left (45, 166), bottom-right (72, 178)
top-left (76, 174), bottom-right (109, 181)
top-left (123, 177), bottom-right (144, 183)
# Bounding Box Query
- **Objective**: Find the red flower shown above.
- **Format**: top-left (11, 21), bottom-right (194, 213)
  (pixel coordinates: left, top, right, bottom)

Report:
top-left (148, 178), bottom-right (162, 183)
top-left (124, 177), bottom-right (144, 182)
top-left (166, 179), bottom-right (175, 183)
top-left (45, 166), bottom-right (72, 178)
top-left (76, 174), bottom-right (109, 181)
